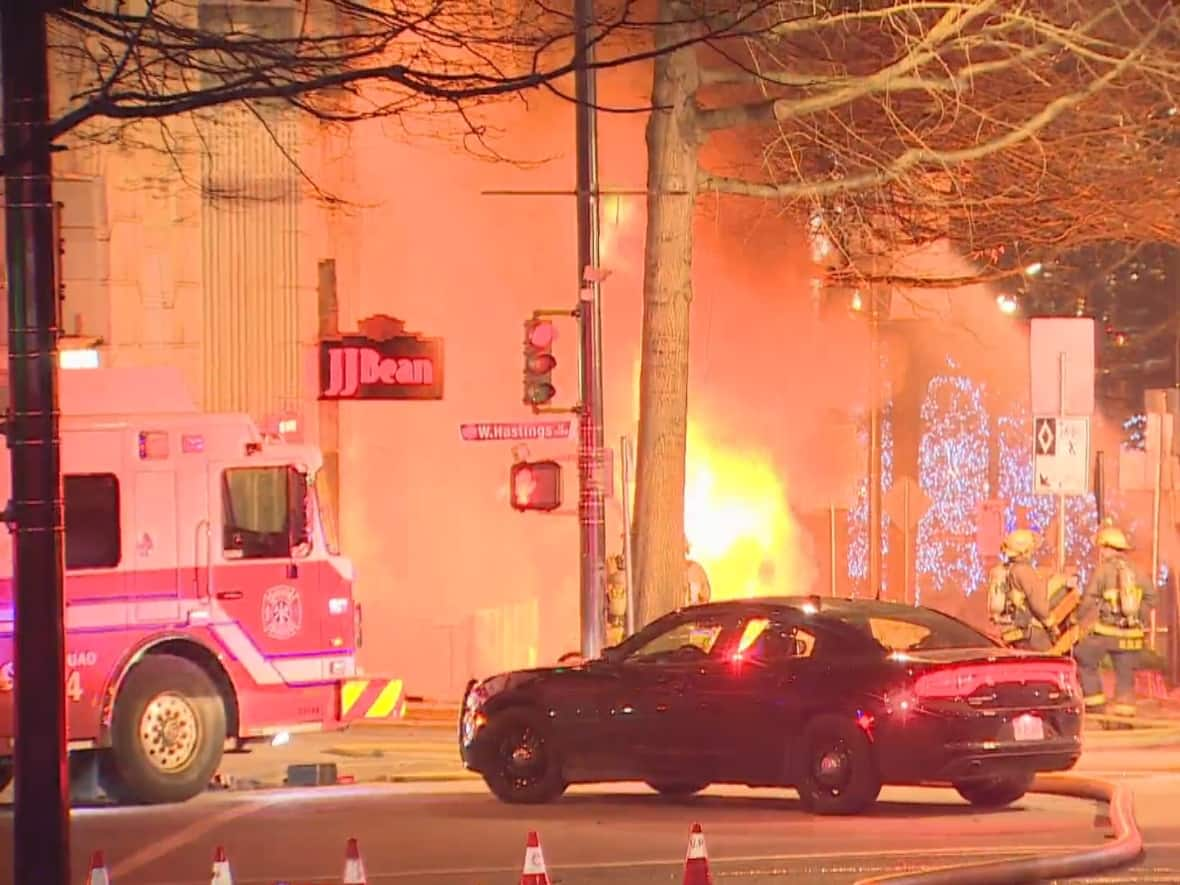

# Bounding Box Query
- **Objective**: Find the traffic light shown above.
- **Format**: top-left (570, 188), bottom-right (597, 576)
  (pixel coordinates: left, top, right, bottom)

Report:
top-left (523, 318), bottom-right (557, 407)
top-left (510, 460), bottom-right (562, 512)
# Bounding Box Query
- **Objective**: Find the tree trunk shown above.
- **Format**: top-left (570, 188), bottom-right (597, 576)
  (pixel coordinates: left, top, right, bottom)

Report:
top-left (632, 1), bottom-right (701, 630)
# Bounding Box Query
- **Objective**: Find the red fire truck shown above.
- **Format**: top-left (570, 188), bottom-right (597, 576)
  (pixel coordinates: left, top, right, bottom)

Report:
top-left (0, 367), bottom-right (389, 804)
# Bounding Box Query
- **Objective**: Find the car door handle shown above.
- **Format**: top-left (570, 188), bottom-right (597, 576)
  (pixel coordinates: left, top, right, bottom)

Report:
top-left (216, 590), bottom-right (244, 601)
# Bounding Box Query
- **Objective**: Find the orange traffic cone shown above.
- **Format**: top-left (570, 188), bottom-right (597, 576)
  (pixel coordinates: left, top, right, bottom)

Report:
top-left (682, 823), bottom-right (713, 885)
top-left (341, 837), bottom-right (367, 885)
top-left (520, 830), bottom-right (551, 885)
top-left (85, 851), bottom-right (112, 885)
top-left (210, 845), bottom-right (234, 884)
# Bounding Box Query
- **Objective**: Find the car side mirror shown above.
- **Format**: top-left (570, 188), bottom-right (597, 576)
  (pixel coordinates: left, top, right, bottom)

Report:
top-left (600, 646), bottom-right (624, 664)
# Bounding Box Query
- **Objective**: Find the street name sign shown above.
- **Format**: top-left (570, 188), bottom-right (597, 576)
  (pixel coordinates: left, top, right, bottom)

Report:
top-left (1032, 415), bottom-right (1090, 495)
top-left (460, 421), bottom-right (572, 442)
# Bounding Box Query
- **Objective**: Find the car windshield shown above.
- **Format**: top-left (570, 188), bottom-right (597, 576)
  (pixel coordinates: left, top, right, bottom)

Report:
top-left (832, 607), bottom-right (997, 652)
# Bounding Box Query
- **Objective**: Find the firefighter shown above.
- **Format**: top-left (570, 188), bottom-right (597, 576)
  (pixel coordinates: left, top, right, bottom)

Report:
top-left (1074, 523), bottom-right (1156, 720)
top-left (685, 538), bottom-right (712, 606)
top-left (987, 529), bottom-right (1057, 651)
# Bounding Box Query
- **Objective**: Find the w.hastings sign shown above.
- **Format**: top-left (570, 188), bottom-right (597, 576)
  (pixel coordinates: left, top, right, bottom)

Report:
top-left (319, 317), bottom-right (444, 401)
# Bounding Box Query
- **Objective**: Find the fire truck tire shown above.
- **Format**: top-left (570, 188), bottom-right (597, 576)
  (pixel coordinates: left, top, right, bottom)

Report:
top-left (0, 759), bottom-right (11, 793)
top-left (103, 654), bottom-right (226, 805)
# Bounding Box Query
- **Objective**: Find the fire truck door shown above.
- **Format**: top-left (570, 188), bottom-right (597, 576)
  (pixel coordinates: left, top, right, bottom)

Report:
top-left (208, 463), bottom-right (321, 664)
top-left (132, 470), bottom-right (181, 622)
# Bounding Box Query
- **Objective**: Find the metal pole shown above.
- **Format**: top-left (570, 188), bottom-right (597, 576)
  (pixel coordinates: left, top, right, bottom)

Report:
top-left (829, 503), bottom-right (837, 596)
top-left (574, 0), bottom-right (606, 658)
top-left (620, 436), bottom-right (635, 635)
top-left (869, 308), bottom-right (882, 598)
top-left (1057, 352), bottom-right (1067, 573)
top-left (1095, 450), bottom-right (1106, 522)
top-left (1151, 414), bottom-right (1163, 651)
top-left (903, 481), bottom-right (911, 606)
top-left (1, 1), bottom-right (70, 882)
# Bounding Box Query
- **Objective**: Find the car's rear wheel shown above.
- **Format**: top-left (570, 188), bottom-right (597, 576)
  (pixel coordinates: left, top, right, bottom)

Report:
top-left (480, 709), bottom-right (566, 805)
top-left (954, 771), bottom-right (1034, 808)
top-left (646, 780), bottom-right (710, 798)
top-left (0, 759), bottom-right (12, 793)
top-left (796, 715), bottom-right (882, 815)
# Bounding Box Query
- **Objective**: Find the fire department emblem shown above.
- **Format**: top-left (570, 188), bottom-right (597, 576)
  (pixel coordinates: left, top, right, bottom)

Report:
top-left (262, 585), bottom-right (303, 640)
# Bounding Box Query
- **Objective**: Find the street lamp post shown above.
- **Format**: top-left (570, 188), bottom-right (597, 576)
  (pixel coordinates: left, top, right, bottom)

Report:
top-left (1, 1), bottom-right (71, 883)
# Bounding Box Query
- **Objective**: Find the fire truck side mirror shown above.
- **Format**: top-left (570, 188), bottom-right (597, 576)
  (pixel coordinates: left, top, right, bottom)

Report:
top-left (288, 467), bottom-right (312, 554)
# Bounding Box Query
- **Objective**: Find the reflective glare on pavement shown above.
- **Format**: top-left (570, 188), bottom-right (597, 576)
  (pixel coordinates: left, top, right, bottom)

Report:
top-left (0, 780), bottom-right (1135, 885)
top-left (4, 742), bottom-right (1180, 883)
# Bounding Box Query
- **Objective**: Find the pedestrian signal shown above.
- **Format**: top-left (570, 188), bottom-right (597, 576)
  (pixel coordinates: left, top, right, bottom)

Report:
top-left (510, 460), bottom-right (562, 512)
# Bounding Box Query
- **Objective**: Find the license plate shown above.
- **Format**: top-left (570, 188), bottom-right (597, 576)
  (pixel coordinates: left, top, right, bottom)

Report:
top-left (1013, 714), bottom-right (1045, 741)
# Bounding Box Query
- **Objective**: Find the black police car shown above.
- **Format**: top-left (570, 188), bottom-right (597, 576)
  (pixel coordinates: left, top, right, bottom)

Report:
top-left (459, 597), bottom-right (1083, 815)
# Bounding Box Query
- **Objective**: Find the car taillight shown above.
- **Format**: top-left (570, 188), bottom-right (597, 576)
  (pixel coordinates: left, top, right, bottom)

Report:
top-left (913, 660), bottom-right (1079, 700)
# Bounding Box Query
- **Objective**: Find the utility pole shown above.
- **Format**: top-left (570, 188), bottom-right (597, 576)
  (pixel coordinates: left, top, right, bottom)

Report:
top-left (1, 1), bottom-right (70, 883)
top-left (573, 0), bottom-right (607, 658)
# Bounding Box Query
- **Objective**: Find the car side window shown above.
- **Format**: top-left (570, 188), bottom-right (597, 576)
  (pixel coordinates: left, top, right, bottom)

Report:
top-left (733, 617), bottom-right (817, 662)
top-left (625, 616), bottom-right (729, 663)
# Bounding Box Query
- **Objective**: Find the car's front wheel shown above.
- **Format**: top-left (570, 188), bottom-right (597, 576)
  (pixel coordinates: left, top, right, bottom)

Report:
top-left (0, 758), bottom-right (12, 793)
top-left (480, 709), bottom-right (566, 805)
top-left (646, 780), bottom-right (710, 798)
top-left (795, 714), bottom-right (882, 815)
top-left (954, 771), bottom-right (1034, 808)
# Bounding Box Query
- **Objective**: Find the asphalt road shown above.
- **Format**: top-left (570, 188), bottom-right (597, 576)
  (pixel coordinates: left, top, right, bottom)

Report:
top-left (5, 739), bottom-right (1180, 884)
top-left (3, 774), bottom-right (1177, 885)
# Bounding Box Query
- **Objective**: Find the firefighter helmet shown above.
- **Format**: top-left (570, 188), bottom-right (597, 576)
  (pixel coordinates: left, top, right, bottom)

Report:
top-left (1000, 528), bottom-right (1040, 560)
top-left (1096, 524), bottom-right (1132, 551)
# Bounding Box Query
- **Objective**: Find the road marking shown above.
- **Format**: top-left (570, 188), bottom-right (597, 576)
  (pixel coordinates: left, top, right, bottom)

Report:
top-left (108, 795), bottom-right (278, 879)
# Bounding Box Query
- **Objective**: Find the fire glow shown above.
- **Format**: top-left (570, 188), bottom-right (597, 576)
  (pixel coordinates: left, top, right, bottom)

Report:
top-left (684, 423), bottom-right (809, 600)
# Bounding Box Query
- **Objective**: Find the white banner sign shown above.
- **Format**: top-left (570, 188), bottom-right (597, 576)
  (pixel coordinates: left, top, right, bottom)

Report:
top-left (1032, 416), bottom-right (1090, 496)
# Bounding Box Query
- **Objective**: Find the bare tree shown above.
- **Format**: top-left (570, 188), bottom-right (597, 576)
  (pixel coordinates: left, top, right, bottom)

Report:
top-left (632, 0), bottom-right (1180, 623)
top-left (30, 0), bottom-right (774, 167)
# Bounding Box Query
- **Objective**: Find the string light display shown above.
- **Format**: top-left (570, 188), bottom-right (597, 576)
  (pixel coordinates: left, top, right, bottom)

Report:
top-left (1123, 414), bottom-right (1147, 450)
top-left (914, 367), bottom-right (989, 601)
top-left (846, 400), bottom-right (894, 596)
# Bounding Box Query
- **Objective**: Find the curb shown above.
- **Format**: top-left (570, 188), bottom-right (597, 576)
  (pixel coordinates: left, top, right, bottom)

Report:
top-left (325, 743), bottom-right (457, 758)
top-left (854, 774), bottom-right (1141, 885)
top-left (214, 769), bottom-right (477, 792)
top-left (1085, 725), bottom-right (1180, 750)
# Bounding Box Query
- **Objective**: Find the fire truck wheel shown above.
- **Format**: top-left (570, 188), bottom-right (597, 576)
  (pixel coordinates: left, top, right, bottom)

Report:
top-left (0, 759), bottom-right (11, 793)
top-left (103, 654), bottom-right (226, 805)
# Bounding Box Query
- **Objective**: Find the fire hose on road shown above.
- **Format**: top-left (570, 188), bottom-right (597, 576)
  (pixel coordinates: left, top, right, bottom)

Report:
top-left (855, 774), bottom-right (1142, 885)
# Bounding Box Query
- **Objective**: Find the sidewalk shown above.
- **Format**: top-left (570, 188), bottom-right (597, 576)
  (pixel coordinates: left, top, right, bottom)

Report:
top-left (212, 722), bottom-right (473, 791)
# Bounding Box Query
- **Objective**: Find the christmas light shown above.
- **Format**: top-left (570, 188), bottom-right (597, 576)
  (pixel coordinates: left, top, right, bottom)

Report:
top-left (846, 353), bottom-right (894, 596)
top-left (1123, 413), bottom-right (1147, 450)
top-left (914, 369), bottom-right (989, 602)
top-left (846, 404), bottom-right (893, 595)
